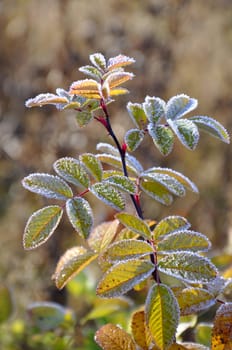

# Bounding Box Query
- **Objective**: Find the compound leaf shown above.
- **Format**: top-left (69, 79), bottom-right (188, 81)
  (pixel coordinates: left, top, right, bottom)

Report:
top-left (54, 157), bottom-right (90, 188)
top-left (54, 246), bottom-right (97, 289)
top-left (87, 219), bottom-right (119, 253)
top-left (116, 212), bottom-right (151, 239)
top-left (66, 197), bottom-right (93, 238)
top-left (166, 94), bottom-right (198, 120)
top-left (211, 303), bottom-right (232, 350)
top-left (190, 116), bottom-right (230, 144)
top-left (90, 183), bottom-right (125, 211)
top-left (80, 153), bottom-right (103, 181)
top-left (23, 205), bottom-right (63, 249)
top-left (103, 175), bottom-right (136, 194)
top-left (158, 252), bottom-right (218, 283)
top-left (148, 124), bottom-right (174, 156)
top-left (125, 128), bottom-right (145, 151)
top-left (143, 96), bottom-right (166, 124)
top-left (22, 173), bottom-right (73, 200)
top-left (127, 102), bottom-right (148, 129)
top-left (105, 239), bottom-right (153, 262)
top-left (157, 230), bottom-right (211, 253)
top-left (97, 259), bottom-right (155, 298)
top-left (95, 323), bottom-right (136, 350)
top-left (168, 119), bottom-right (199, 150)
top-left (153, 216), bottom-right (191, 239)
top-left (145, 283), bottom-right (179, 350)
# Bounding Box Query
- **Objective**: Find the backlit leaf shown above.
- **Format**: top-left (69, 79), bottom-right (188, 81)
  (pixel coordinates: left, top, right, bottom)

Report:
top-left (158, 252), bottom-right (218, 283)
top-left (97, 153), bottom-right (139, 176)
top-left (110, 87), bottom-right (129, 96)
top-left (127, 102), bottom-right (148, 129)
top-left (168, 118), bottom-right (199, 150)
top-left (211, 303), bottom-right (232, 350)
top-left (153, 216), bottom-right (191, 239)
top-left (80, 153), bottom-right (103, 181)
top-left (90, 53), bottom-right (106, 71)
top-left (140, 177), bottom-right (173, 205)
top-left (104, 71), bottom-right (134, 89)
top-left (190, 116), bottom-right (230, 144)
top-left (79, 65), bottom-right (102, 81)
top-left (107, 54), bottom-right (135, 70)
top-left (97, 259), bottom-right (155, 298)
top-left (145, 283), bottom-right (179, 350)
top-left (54, 246), bottom-right (97, 289)
top-left (66, 198), bottom-right (93, 238)
top-left (148, 124), bottom-right (174, 156)
top-left (141, 172), bottom-right (186, 197)
top-left (103, 175), bottom-right (136, 194)
top-left (145, 167), bottom-right (198, 193)
top-left (27, 301), bottom-right (74, 331)
top-left (131, 310), bottom-right (153, 350)
top-left (166, 94), bottom-right (198, 120)
top-left (90, 183), bottom-right (125, 211)
top-left (25, 93), bottom-right (68, 108)
top-left (174, 287), bottom-right (215, 316)
top-left (157, 230), bottom-right (211, 253)
top-left (143, 96), bottom-right (166, 124)
top-left (0, 284), bottom-right (14, 323)
top-left (95, 323), bottom-right (136, 350)
top-left (69, 79), bottom-right (100, 98)
top-left (105, 239), bottom-right (153, 262)
top-left (87, 219), bottom-right (119, 252)
top-left (75, 110), bottom-right (93, 127)
top-left (23, 205), bottom-right (63, 249)
top-left (54, 157), bottom-right (90, 188)
top-left (22, 173), bottom-right (73, 200)
top-left (116, 212), bottom-right (151, 239)
top-left (125, 128), bottom-right (145, 151)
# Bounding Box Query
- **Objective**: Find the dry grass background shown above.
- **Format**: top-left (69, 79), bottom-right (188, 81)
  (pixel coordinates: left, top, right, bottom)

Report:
top-left (0, 0), bottom-right (232, 308)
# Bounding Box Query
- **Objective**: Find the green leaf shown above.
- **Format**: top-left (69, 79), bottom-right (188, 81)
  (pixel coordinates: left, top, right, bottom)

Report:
top-left (95, 323), bottom-right (136, 350)
top-left (148, 124), bottom-right (174, 156)
top-left (166, 94), bottom-right (198, 120)
top-left (116, 212), bottom-right (151, 239)
top-left (66, 198), bottom-right (93, 238)
top-left (127, 102), bottom-right (148, 129)
top-left (80, 153), bottom-right (103, 181)
top-left (22, 173), bottom-right (73, 200)
top-left (27, 301), bottom-right (75, 331)
top-left (105, 239), bottom-right (153, 262)
top-left (0, 284), bottom-right (14, 324)
top-left (79, 65), bottom-right (102, 81)
top-left (173, 287), bottom-right (215, 316)
top-left (89, 52), bottom-right (106, 71)
top-left (54, 157), bottom-right (90, 188)
top-left (157, 230), bottom-right (211, 253)
top-left (23, 205), bottom-right (63, 249)
top-left (53, 246), bottom-right (97, 289)
top-left (153, 216), bottom-right (191, 239)
top-left (140, 177), bottom-right (173, 205)
top-left (141, 172), bottom-right (186, 197)
top-left (190, 116), bottom-right (230, 144)
top-left (103, 175), bottom-right (136, 194)
top-left (143, 96), bottom-right (166, 124)
top-left (97, 259), bottom-right (155, 298)
top-left (158, 252), bottom-right (218, 283)
top-left (75, 110), bottom-right (93, 127)
top-left (102, 169), bottom-right (124, 179)
top-left (90, 183), bottom-right (125, 211)
top-left (145, 167), bottom-right (198, 193)
top-left (87, 219), bottom-right (119, 253)
top-left (168, 118), bottom-right (199, 150)
top-left (145, 283), bottom-right (180, 350)
top-left (125, 128), bottom-right (145, 151)
top-left (195, 323), bottom-right (212, 348)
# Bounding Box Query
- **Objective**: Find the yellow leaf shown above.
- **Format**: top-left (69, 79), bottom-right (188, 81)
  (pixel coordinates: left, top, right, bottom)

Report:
top-left (211, 303), bottom-right (232, 350)
top-left (110, 88), bottom-right (129, 96)
top-left (95, 323), bottom-right (136, 350)
top-left (131, 310), bottom-right (153, 350)
top-left (69, 79), bottom-right (100, 98)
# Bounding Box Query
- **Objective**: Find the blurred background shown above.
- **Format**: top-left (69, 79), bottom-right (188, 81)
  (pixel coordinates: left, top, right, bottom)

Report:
top-left (0, 0), bottom-right (232, 347)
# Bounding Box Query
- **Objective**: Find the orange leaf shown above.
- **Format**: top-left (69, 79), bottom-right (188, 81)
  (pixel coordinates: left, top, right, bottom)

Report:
top-left (211, 303), bottom-right (232, 350)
